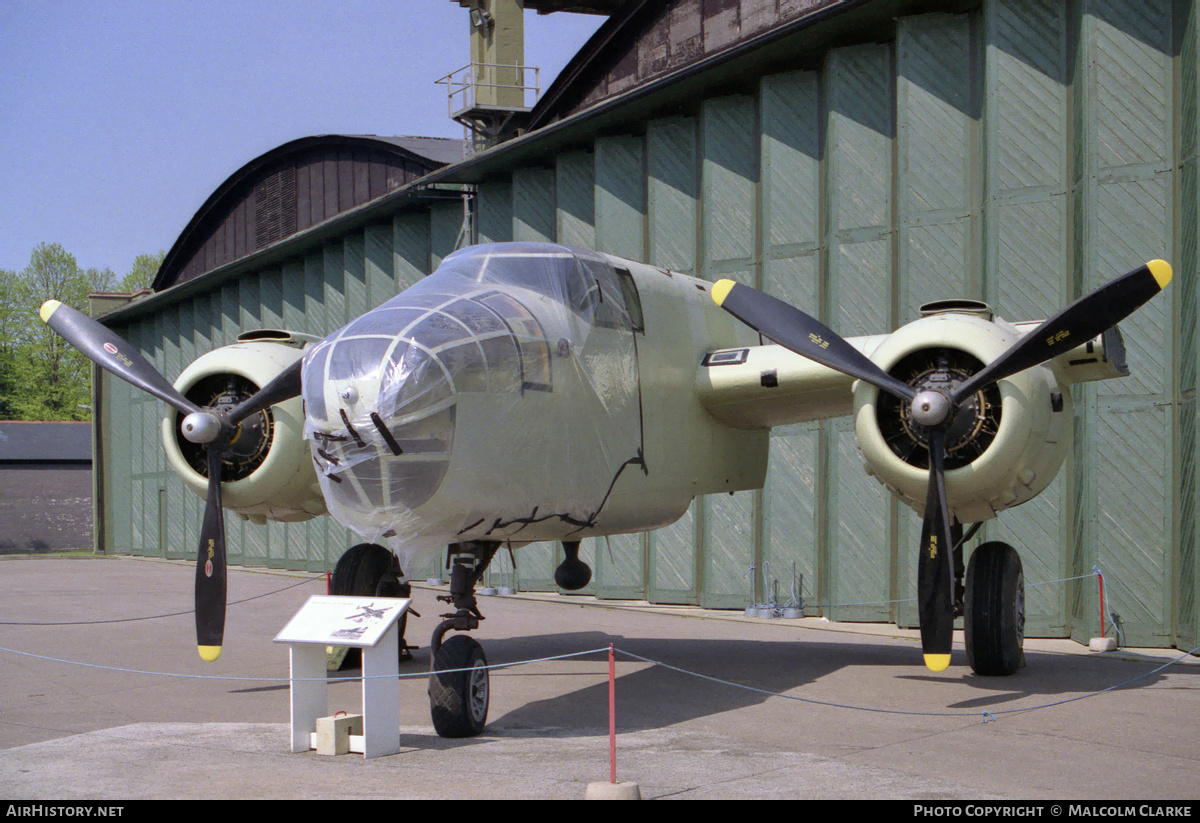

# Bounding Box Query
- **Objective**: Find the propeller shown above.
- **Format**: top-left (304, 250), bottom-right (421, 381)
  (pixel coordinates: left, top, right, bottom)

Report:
top-left (712, 260), bottom-right (1172, 671)
top-left (39, 299), bottom-right (304, 661)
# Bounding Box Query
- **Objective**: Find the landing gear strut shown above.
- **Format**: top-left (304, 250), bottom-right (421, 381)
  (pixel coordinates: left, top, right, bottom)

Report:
top-left (428, 541), bottom-right (499, 738)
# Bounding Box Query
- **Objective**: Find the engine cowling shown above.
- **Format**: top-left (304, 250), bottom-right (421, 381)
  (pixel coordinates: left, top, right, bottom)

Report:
top-left (853, 303), bottom-right (1073, 524)
top-left (161, 331), bottom-right (327, 524)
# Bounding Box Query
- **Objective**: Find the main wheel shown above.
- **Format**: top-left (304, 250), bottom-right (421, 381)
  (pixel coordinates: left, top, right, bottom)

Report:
top-left (965, 541), bottom-right (1025, 676)
top-left (429, 634), bottom-right (489, 738)
top-left (331, 543), bottom-right (397, 596)
top-left (330, 544), bottom-right (411, 666)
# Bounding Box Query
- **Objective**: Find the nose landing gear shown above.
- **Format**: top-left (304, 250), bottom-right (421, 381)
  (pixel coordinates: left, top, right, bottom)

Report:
top-left (428, 541), bottom-right (499, 738)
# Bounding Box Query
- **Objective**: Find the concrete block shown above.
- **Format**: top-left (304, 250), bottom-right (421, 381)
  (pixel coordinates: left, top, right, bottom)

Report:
top-left (315, 714), bottom-right (363, 756)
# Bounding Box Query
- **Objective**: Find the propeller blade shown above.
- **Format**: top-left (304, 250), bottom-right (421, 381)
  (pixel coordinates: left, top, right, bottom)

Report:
top-left (711, 280), bottom-right (917, 403)
top-left (917, 430), bottom-right (955, 673)
top-left (951, 260), bottom-right (1172, 403)
top-left (195, 448), bottom-right (227, 662)
top-left (225, 357), bottom-right (303, 426)
top-left (39, 300), bottom-right (202, 417)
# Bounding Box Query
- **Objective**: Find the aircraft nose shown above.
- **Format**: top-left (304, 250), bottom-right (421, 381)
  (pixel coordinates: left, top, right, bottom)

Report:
top-left (301, 332), bottom-right (456, 518)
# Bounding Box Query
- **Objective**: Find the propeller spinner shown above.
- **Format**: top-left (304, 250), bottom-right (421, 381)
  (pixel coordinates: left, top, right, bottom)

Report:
top-left (39, 299), bottom-right (303, 661)
top-left (712, 260), bottom-right (1172, 671)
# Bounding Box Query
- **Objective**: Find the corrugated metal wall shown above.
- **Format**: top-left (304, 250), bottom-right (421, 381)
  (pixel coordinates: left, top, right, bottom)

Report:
top-left (103, 0), bottom-right (1198, 648)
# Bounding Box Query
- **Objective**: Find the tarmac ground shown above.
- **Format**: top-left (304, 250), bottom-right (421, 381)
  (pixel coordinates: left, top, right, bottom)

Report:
top-left (0, 554), bottom-right (1197, 800)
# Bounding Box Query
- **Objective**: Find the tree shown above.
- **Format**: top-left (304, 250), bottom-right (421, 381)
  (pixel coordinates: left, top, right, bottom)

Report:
top-left (1, 243), bottom-right (163, 421)
top-left (0, 269), bottom-right (21, 419)
top-left (120, 251), bottom-right (165, 292)
top-left (10, 243), bottom-right (120, 420)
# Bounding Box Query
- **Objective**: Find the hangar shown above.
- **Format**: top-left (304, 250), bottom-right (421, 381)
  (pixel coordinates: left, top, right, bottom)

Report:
top-left (94, 0), bottom-right (1199, 651)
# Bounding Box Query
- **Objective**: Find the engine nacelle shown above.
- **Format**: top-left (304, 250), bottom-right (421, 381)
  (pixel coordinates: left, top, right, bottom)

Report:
top-left (853, 304), bottom-right (1074, 524)
top-left (161, 331), bottom-right (327, 524)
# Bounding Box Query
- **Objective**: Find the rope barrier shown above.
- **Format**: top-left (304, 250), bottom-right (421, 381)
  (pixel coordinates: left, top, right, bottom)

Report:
top-left (0, 574), bottom-right (325, 626)
top-left (0, 563), bottom-right (1191, 725)
top-left (0, 639), bottom-right (1194, 724)
top-left (0, 565), bottom-right (1114, 627)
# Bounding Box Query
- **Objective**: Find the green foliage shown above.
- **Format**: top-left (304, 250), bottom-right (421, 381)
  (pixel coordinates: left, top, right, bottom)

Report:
top-left (0, 243), bottom-right (162, 422)
top-left (119, 251), bottom-right (165, 292)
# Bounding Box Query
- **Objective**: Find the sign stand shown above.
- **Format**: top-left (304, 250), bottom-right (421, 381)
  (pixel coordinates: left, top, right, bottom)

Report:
top-left (275, 595), bottom-right (410, 759)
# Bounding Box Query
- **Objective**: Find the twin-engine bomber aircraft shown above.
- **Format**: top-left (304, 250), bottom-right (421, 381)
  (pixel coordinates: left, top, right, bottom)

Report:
top-left (41, 242), bottom-right (1171, 738)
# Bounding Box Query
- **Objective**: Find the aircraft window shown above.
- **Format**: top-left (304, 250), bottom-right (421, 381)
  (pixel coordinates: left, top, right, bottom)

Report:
top-left (479, 292), bottom-right (552, 392)
top-left (444, 299), bottom-right (507, 336)
top-left (616, 269), bottom-right (644, 332)
top-left (475, 251), bottom-right (590, 310)
top-left (343, 306), bottom-right (426, 338)
top-left (476, 335), bottom-right (521, 394)
top-left (410, 312), bottom-right (473, 350)
top-left (385, 345), bottom-right (453, 418)
top-left (322, 403), bottom-right (455, 515)
top-left (326, 337), bottom-right (395, 382)
top-left (575, 259), bottom-right (643, 333)
top-left (435, 341), bottom-right (489, 394)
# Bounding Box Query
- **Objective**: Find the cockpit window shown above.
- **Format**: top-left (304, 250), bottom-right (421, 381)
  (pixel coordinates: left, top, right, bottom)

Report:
top-left (479, 291), bottom-right (552, 392)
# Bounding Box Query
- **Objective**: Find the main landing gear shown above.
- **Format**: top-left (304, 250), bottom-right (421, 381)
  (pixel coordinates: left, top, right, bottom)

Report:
top-left (330, 543), bottom-right (417, 665)
top-left (428, 541), bottom-right (499, 738)
top-left (965, 541), bottom-right (1026, 676)
top-left (941, 530), bottom-right (1025, 677)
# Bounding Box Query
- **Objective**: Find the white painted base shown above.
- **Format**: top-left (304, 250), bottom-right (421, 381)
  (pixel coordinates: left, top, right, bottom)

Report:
top-left (1090, 636), bottom-right (1118, 652)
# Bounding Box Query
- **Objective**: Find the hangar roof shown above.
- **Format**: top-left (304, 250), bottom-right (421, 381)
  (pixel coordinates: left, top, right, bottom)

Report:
top-left (154, 134), bottom-right (465, 291)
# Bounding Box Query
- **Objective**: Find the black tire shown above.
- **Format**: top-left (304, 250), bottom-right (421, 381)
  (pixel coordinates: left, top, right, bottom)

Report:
top-left (965, 541), bottom-right (1025, 676)
top-left (429, 635), bottom-right (489, 738)
top-left (330, 544), bottom-right (410, 667)
top-left (331, 543), bottom-right (397, 596)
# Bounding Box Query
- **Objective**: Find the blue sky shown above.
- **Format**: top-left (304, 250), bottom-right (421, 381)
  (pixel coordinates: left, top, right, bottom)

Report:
top-left (0, 1), bottom-right (604, 275)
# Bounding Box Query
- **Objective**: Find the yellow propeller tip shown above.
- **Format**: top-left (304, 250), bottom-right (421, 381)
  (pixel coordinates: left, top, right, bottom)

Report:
top-left (198, 645), bottom-right (222, 662)
top-left (923, 653), bottom-right (951, 673)
top-left (39, 300), bottom-right (62, 323)
top-left (711, 279), bottom-right (736, 307)
top-left (1147, 259), bottom-right (1172, 289)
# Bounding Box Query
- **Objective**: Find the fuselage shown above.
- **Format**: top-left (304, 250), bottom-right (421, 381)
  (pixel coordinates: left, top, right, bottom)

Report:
top-left (300, 243), bottom-right (766, 572)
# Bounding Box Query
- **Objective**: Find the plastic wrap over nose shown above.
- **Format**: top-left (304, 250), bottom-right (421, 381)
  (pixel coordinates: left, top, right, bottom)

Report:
top-left (303, 331), bottom-right (456, 535)
top-left (302, 243), bottom-right (645, 572)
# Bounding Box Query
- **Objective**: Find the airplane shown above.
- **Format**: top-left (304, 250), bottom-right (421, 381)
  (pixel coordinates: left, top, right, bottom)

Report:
top-left (39, 241), bottom-right (1171, 738)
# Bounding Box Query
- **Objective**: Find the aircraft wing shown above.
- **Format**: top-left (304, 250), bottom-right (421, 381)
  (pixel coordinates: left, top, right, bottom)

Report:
top-left (696, 335), bottom-right (886, 429)
top-left (697, 324), bottom-right (1128, 431)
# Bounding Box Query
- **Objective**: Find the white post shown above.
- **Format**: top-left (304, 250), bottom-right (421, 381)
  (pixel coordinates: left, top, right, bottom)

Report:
top-left (288, 643), bottom-right (327, 753)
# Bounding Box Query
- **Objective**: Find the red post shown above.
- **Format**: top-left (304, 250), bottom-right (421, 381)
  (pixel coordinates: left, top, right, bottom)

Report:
top-left (608, 642), bottom-right (616, 784)
top-left (1097, 569), bottom-right (1107, 639)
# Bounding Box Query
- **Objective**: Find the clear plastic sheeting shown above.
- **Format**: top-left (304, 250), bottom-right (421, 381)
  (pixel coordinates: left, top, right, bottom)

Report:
top-left (302, 243), bottom-right (644, 573)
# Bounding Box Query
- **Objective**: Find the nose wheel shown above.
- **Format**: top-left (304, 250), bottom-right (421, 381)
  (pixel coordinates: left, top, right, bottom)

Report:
top-left (429, 634), bottom-right (490, 738)
top-left (428, 541), bottom-right (499, 738)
